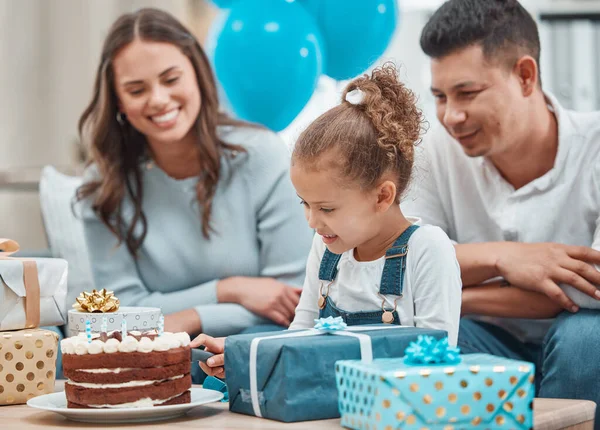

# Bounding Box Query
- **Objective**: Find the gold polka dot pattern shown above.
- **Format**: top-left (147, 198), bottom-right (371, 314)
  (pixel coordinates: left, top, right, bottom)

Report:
top-left (334, 353), bottom-right (535, 429)
top-left (0, 329), bottom-right (58, 405)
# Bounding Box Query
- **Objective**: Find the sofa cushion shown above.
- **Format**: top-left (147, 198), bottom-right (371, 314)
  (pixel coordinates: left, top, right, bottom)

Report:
top-left (39, 165), bottom-right (94, 309)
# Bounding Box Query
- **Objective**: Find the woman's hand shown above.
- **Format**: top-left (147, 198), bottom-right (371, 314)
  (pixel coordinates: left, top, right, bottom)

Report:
top-left (190, 334), bottom-right (226, 379)
top-left (164, 309), bottom-right (202, 335)
top-left (217, 277), bottom-right (302, 327)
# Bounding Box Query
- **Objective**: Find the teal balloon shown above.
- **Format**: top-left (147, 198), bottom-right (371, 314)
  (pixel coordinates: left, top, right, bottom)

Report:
top-left (300, 0), bottom-right (398, 80)
top-left (212, 0), bottom-right (324, 131)
top-left (210, 0), bottom-right (236, 8)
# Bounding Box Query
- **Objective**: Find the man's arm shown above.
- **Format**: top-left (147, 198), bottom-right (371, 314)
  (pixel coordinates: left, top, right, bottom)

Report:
top-left (403, 127), bottom-right (600, 314)
top-left (461, 281), bottom-right (563, 319)
top-left (455, 242), bottom-right (502, 286)
top-left (457, 241), bottom-right (600, 312)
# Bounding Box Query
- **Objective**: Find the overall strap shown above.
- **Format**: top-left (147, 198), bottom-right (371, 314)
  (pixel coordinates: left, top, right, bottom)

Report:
top-left (379, 225), bottom-right (420, 296)
top-left (318, 249), bottom-right (343, 281)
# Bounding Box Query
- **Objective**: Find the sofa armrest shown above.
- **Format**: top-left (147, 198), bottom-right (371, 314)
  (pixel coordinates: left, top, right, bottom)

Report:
top-left (13, 248), bottom-right (53, 258)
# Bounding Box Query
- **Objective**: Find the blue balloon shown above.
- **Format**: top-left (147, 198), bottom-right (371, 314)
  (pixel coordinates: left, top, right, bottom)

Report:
top-left (299, 0), bottom-right (398, 80)
top-left (212, 0), bottom-right (324, 131)
top-left (210, 0), bottom-right (236, 8)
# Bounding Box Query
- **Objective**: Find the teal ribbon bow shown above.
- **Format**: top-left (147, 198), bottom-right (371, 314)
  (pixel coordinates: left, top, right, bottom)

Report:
top-left (203, 376), bottom-right (229, 402)
top-left (314, 316), bottom-right (348, 331)
top-left (403, 335), bottom-right (461, 365)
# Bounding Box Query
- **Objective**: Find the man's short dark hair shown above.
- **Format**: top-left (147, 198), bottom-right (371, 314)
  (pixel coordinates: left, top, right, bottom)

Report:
top-left (420, 0), bottom-right (541, 79)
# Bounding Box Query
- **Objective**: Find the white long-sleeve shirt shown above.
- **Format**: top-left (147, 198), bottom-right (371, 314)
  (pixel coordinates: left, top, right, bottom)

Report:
top-left (290, 223), bottom-right (462, 345)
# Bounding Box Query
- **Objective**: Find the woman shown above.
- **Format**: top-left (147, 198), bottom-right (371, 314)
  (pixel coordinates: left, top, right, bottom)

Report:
top-left (76, 8), bottom-right (313, 338)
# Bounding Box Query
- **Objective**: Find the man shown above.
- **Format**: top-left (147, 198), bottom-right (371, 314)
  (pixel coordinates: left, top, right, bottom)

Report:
top-left (402, 0), bottom-right (600, 420)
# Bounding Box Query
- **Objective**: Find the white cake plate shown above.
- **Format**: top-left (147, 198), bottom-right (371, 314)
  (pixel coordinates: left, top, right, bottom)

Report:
top-left (27, 388), bottom-right (224, 424)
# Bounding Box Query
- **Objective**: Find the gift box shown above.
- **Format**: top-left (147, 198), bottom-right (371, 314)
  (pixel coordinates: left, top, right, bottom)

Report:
top-left (0, 328), bottom-right (59, 405)
top-left (0, 238), bottom-right (68, 331)
top-left (224, 318), bottom-right (447, 422)
top-left (335, 337), bottom-right (535, 430)
top-left (67, 306), bottom-right (161, 337)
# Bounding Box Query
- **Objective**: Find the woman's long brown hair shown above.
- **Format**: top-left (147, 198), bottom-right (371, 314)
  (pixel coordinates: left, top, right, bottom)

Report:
top-left (77, 8), bottom-right (248, 256)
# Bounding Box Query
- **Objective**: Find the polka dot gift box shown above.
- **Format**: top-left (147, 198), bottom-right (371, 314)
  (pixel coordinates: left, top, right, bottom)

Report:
top-left (0, 328), bottom-right (59, 405)
top-left (335, 336), bottom-right (534, 430)
top-left (66, 289), bottom-right (160, 337)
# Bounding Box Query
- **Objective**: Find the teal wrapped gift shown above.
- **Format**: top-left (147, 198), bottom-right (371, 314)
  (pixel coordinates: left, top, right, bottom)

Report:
top-left (224, 319), bottom-right (446, 422)
top-left (335, 337), bottom-right (535, 429)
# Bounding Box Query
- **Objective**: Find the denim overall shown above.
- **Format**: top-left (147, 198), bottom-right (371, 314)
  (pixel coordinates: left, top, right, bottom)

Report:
top-left (318, 225), bottom-right (419, 326)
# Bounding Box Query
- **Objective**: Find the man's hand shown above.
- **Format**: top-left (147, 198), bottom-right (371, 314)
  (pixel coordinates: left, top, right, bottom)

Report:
top-left (496, 242), bottom-right (600, 311)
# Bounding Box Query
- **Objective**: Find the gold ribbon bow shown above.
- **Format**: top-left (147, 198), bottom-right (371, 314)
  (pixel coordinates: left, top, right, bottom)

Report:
top-left (73, 289), bottom-right (120, 313)
top-left (0, 238), bottom-right (41, 329)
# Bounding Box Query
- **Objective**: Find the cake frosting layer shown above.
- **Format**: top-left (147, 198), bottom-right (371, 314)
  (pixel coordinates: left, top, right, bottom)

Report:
top-left (64, 361), bottom-right (190, 384)
top-left (66, 374), bottom-right (184, 389)
top-left (65, 373), bottom-right (192, 405)
top-left (60, 332), bottom-right (190, 355)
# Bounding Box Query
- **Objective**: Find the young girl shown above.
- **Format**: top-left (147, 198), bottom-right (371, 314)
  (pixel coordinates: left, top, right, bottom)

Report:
top-left (192, 64), bottom-right (462, 378)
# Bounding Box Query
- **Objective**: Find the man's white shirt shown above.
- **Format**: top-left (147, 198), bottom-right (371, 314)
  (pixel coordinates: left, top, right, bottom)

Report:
top-left (402, 93), bottom-right (600, 343)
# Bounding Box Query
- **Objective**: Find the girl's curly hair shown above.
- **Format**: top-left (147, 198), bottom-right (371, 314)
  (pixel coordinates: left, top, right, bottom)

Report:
top-left (293, 63), bottom-right (425, 202)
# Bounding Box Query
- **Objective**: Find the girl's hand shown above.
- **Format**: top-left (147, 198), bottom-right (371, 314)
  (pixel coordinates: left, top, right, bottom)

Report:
top-left (218, 277), bottom-right (302, 327)
top-left (190, 334), bottom-right (226, 379)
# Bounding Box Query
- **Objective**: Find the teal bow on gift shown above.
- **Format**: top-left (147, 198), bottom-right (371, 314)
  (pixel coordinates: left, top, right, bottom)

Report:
top-left (203, 376), bottom-right (229, 402)
top-left (403, 335), bottom-right (461, 365)
top-left (314, 316), bottom-right (348, 331)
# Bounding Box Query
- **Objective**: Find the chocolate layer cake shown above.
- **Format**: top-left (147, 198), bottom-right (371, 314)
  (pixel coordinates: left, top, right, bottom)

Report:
top-left (60, 331), bottom-right (191, 408)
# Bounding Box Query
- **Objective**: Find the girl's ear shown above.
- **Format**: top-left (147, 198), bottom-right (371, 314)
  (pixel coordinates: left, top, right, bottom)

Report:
top-left (375, 180), bottom-right (397, 212)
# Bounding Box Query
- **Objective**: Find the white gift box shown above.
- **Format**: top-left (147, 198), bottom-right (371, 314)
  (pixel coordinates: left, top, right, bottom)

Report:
top-left (0, 239), bottom-right (68, 330)
top-left (67, 306), bottom-right (161, 337)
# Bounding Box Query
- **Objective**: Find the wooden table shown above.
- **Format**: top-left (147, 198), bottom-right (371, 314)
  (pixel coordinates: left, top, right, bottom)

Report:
top-left (0, 381), bottom-right (595, 429)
